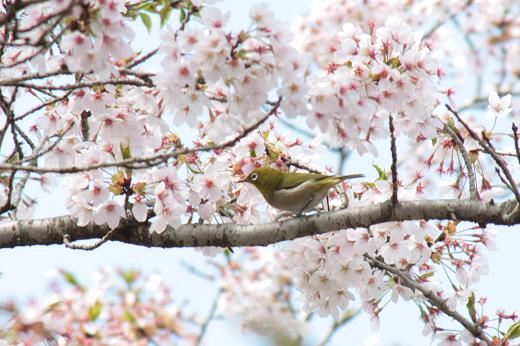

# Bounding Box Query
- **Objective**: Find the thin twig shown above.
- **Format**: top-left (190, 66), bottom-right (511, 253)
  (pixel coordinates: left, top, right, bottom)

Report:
top-left (63, 228), bottom-right (118, 251)
top-left (194, 288), bottom-right (222, 346)
top-left (4, 78), bottom-right (153, 90)
top-left (17, 124), bottom-right (73, 164)
top-left (0, 97), bottom-right (283, 174)
top-left (127, 47), bottom-right (160, 69)
top-left (446, 104), bottom-right (520, 205)
top-left (14, 91), bottom-right (72, 121)
top-left (494, 168), bottom-right (513, 191)
top-left (389, 115), bottom-right (398, 204)
top-left (424, 0), bottom-right (474, 38)
top-left (0, 68), bottom-right (68, 85)
top-left (317, 309), bottom-right (360, 346)
top-left (512, 123), bottom-right (520, 166)
top-left (365, 255), bottom-right (491, 345)
top-left (474, 149), bottom-right (518, 157)
top-left (443, 125), bottom-right (477, 200)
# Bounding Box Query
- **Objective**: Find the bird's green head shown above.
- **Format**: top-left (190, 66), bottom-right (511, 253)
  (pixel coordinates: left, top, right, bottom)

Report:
top-left (239, 167), bottom-right (282, 196)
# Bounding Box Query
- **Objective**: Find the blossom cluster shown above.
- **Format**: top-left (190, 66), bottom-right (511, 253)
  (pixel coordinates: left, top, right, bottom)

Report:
top-left (26, 0), bottom-right (313, 232)
top-left (154, 3), bottom-right (308, 140)
top-left (306, 18), bottom-right (442, 153)
top-left (291, 0), bottom-right (466, 66)
top-left (61, 0), bottom-right (135, 77)
top-left (282, 220), bottom-right (496, 344)
top-left (219, 248), bottom-right (305, 338)
top-left (0, 268), bottom-right (196, 345)
top-left (1, 0), bottom-right (134, 82)
top-left (284, 222), bottom-right (430, 318)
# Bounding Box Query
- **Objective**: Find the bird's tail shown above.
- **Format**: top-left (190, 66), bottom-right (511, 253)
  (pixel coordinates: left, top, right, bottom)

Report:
top-left (340, 173), bottom-right (365, 180)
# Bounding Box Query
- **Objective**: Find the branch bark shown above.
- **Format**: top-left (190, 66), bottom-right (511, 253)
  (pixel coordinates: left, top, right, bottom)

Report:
top-left (0, 198), bottom-right (517, 250)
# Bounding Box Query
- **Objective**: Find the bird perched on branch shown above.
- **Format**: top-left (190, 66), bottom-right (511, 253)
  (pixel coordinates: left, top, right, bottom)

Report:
top-left (239, 166), bottom-right (364, 214)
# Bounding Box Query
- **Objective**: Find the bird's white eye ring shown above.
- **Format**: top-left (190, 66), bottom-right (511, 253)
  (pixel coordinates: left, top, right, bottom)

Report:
top-left (250, 172), bottom-right (259, 181)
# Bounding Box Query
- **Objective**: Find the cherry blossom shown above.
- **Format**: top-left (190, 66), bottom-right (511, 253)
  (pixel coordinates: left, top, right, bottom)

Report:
top-left (93, 200), bottom-right (126, 229)
top-left (488, 91), bottom-right (513, 118)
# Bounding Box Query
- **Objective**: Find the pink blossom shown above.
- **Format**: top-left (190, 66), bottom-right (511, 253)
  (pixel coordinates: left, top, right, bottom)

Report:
top-left (93, 200), bottom-right (125, 229)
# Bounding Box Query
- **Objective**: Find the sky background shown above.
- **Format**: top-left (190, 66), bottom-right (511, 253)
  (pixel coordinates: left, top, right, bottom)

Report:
top-left (1, 1), bottom-right (519, 345)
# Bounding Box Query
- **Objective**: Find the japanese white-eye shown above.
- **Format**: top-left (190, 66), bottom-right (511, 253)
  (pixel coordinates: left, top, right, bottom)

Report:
top-left (239, 167), bottom-right (364, 214)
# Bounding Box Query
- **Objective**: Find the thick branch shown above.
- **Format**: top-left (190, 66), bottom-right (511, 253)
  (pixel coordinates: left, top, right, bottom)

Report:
top-left (0, 199), bottom-right (517, 249)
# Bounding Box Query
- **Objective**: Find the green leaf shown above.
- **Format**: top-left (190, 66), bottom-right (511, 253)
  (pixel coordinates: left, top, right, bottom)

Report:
top-left (159, 5), bottom-right (172, 27)
top-left (62, 270), bottom-right (81, 288)
top-left (108, 184), bottom-right (124, 195)
top-left (387, 56), bottom-right (401, 68)
top-left (431, 137), bottom-right (437, 146)
top-left (135, 2), bottom-right (155, 11)
top-left (179, 9), bottom-right (186, 23)
top-left (372, 163), bottom-right (388, 180)
top-left (120, 143), bottom-right (132, 160)
top-left (120, 143), bottom-right (132, 177)
top-left (123, 310), bottom-right (137, 324)
top-left (139, 13), bottom-right (152, 32)
top-left (506, 321), bottom-right (520, 340)
top-left (447, 116), bottom-right (455, 129)
top-left (419, 271), bottom-right (434, 279)
top-left (88, 299), bottom-right (102, 321)
top-left (466, 291), bottom-right (477, 322)
top-left (186, 164), bottom-right (202, 175)
top-left (121, 269), bottom-right (139, 287)
top-left (43, 301), bottom-right (62, 314)
top-left (235, 49), bottom-right (248, 59)
top-left (6, 153), bottom-right (20, 164)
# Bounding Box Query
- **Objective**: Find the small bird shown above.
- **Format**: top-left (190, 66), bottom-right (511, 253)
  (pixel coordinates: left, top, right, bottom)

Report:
top-left (239, 167), bottom-right (364, 214)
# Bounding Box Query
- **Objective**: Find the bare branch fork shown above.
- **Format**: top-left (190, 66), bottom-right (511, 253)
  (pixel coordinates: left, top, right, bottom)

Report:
top-left (0, 198), bottom-right (518, 250)
top-left (365, 255), bottom-right (491, 344)
top-left (443, 124), bottom-right (478, 200)
top-left (446, 104), bottom-right (520, 206)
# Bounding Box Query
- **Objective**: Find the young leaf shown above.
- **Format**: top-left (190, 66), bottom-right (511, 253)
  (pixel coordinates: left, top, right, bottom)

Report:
top-left (466, 291), bottom-right (477, 322)
top-left (139, 13), bottom-right (152, 32)
top-left (506, 321), bottom-right (520, 340)
top-left (88, 299), bottom-right (102, 321)
top-left (159, 5), bottom-right (172, 27)
top-left (62, 270), bottom-right (82, 288)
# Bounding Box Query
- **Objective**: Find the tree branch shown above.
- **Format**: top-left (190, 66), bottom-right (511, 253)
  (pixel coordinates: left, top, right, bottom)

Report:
top-left (512, 123), bottom-right (520, 166)
top-left (195, 288), bottom-right (222, 346)
top-left (424, 0), bottom-right (474, 38)
top-left (365, 255), bottom-right (491, 344)
top-left (389, 115), bottom-right (399, 204)
top-left (0, 198), bottom-right (517, 250)
top-left (443, 125), bottom-right (477, 200)
top-left (0, 97), bottom-right (282, 174)
top-left (446, 104), bottom-right (520, 205)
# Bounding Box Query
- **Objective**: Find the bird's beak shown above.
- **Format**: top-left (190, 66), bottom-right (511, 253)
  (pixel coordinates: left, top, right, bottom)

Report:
top-left (237, 177), bottom-right (247, 183)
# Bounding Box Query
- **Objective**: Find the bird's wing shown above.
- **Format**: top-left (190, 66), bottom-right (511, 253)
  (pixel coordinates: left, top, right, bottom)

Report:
top-left (278, 172), bottom-right (326, 189)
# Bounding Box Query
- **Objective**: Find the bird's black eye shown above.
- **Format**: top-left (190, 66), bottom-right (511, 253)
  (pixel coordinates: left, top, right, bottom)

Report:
top-left (250, 172), bottom-right (259, 181)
